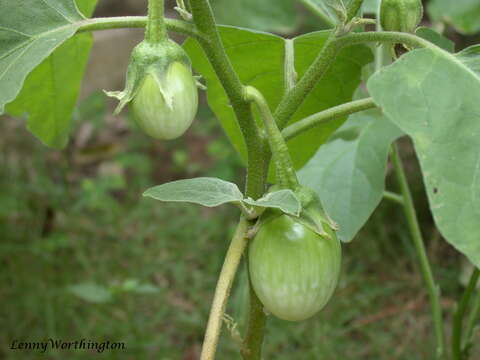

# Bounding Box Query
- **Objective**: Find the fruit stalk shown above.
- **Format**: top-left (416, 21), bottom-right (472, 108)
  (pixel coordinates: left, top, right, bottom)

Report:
top-left (146, 0), bottom-right (167, 44)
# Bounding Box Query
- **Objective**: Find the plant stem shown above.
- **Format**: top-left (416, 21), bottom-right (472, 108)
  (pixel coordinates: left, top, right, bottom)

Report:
top-left (336, 31), bottom-right (436, 50)
top-left (145, 0), bottom-right (167, 44)
top-left (190, 0), bottom-right (266, 199)
top-left (189, 1), bottom-right (268, 359)
top-left (200, 217), bottom-right (250, 360)
top-left (274, 31), bottom-right (435, 130)
top-left (452, 267), bottom-right (480, 360)
top-left (282, 97), bottom-right (376, 140)
top-left (77, 16), bottom-right (205, 41)
top-left (391, 144), bottom-right (445, 359)
top-left (244, 86), bottom-right (298, 190)
top-left (383, 191), bottom-right (404, 206)
top-left (274, 31), bottom-right (339, 129)
top-left (464, 288), bottom-right (480, 354)
top-left (284, 39), bottom-right (297, 93)
top-left (241, 265), bottom-right (267, 360)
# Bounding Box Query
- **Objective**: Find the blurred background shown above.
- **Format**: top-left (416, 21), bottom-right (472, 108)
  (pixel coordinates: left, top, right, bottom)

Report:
top-left (1, 0), bottom-right (480, 359)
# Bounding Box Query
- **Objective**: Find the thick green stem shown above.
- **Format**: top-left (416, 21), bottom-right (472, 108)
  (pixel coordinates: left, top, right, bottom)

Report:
top-left (77, 16), bottom-right (205, 41)
top-left (189, 2), bottom-right (267, 359)
top-left (282, 98), bottom-right (376, 140)
top-left (244, 86), bottom-right (298, 190)
top-left (145, 0), bottom-right (167, 44)
top-left (274, 31), bottom-right (339, 129)
top-left (190, 0), bottom-right (265, 199)
top-left (274, 31), bottom-right (435, 130)
top-left (391, 144), bottom-right (445, 359)
top-left (452, 267), bottom-right (480, 360)
top-left (200, 218), bottom-right (249, 360)
top-left (241, 264), bottom-right (267, 360)
top-left (336, 31), bottom-right (436, 50)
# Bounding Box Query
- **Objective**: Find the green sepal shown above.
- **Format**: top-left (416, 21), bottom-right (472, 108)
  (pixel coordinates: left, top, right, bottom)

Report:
top-left (293, 186), bottom-right (338, 239)
top-left (104, 39), bottom-right (191, 114)
top-left (253, 185), bottom-right (338, 239)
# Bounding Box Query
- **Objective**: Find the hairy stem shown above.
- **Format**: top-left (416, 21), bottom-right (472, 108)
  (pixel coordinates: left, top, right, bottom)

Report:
top-left (391, 144), bottom-right (445, 359)
top-left (274, 31), bottom-right (339, 129)
top-left (200, 218), bottom-right (250, 360)
top-left (145, 0), bottom-right (167, 44)
top-left (452, 267), bottom-right (480, 360)
top-left (244, 86), bottom-right (298, 190)
top-left (77, 16), bottom-right (205, 41)
top-left (282, 98), bottom-right (376, 140)
top-left (241, 265), bottom-right (267, 360)
top-left (189, 1), bottom-right (268, 359)
top-left (190, 0), bottom-right (266, 199)
top-left (274, 31), bottom-right (435, 130)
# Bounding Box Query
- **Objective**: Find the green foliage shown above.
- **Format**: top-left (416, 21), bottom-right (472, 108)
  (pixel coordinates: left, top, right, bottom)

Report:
top-left (144, 177), bottom-right (244, 207)
top-left (183, 27), bottom-right (372, 171)
top-left (211, 0), bottom-right (298, 33)
top-left (415, 27), bottom-right (455, 53)
top-left (243, 190), bottom-right (302, 217)
top-left (362, 0), bottom-right (380, 14)
top-left (299, 109), bottom-right (403, 242)
top-left (428, 0), bottom-right (480, 35)
top-left (368, 47), bottom-right (480, 267)
top-left (0, 0), bottom-right (97, 148)
top-left (144, 177), bottom-right (301, 216)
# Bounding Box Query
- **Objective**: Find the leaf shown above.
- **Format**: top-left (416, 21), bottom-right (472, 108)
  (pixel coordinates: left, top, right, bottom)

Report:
top-left (211, 0), bottom-right (298, 34)
top-left (415, 27), bottom-right (455, 53)
top-left (143, 177), bottom-right (244, 207)
top-left (119, 279), bottom-right (160, 294)
top-left (244, 190), bottom-right (301, 216)
top-left (427, 0), bottom-right (480, 35)
top-left (1, 0), bottom-right (97, 148)
top-left (68, 282), bottom-right (113, 303)
top-left (298, 109), bottom-right (403, 242)
top-left (367, 48), bottom-right (480, 267)
top-left (456, 45), bottom-right (480, 77)
top-left (362, 0), bottom-right (380, 14)
top-left (183, 27), bottom-right (372, 172)
top-left (301, 0), bottom-right (348, 24)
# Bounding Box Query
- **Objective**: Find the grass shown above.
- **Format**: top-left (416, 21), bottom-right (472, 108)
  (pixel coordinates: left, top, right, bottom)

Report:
top-left (0, 94), bottom-right (478, 359)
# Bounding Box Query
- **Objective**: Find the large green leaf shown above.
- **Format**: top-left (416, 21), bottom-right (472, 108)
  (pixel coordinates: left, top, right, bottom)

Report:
top-left (211, 0), bottom-right (298, 34)
top-left (428, 0), bottom-right (480, 35)
top-left (1, 0), bottom-right (97, 148)
top-left (362, 0), bottom-right (380, 14)
top-left (298, 109), bottom-right (403, 242)
top-left (183, 27), bottom-right (372, 171)
top-left (300, 0), bottom-right (348, 24)
top-left (367, 47), bottom-right (480, 267)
